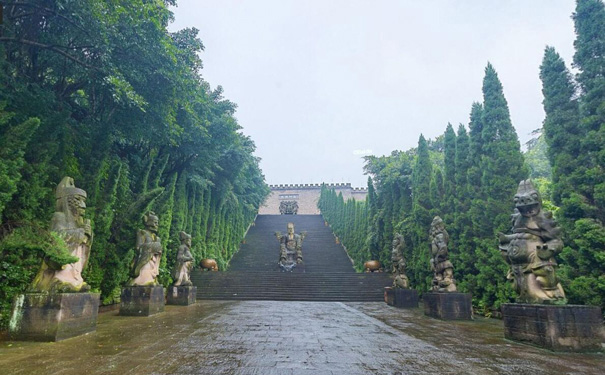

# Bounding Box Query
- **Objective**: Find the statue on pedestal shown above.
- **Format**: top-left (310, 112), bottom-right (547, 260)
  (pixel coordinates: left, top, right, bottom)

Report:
top-left (499, 180), bottom-right (566, 304)
top-left (275, 222), bottom-right (305, 271)
top-left (172, 231), bottom-right (194, 286)
top-left (127, 211), bottom-right (163, 286)
top-left (391, 233), bottom-right (409, 288)
top-left (30, 177), bottom-right (93, 293)
top-left (429, 216), bottom-right (457, 292)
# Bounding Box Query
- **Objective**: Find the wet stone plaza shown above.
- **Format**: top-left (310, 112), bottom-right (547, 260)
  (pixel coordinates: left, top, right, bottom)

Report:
top-left (0, 300), bottom-right (602, 375)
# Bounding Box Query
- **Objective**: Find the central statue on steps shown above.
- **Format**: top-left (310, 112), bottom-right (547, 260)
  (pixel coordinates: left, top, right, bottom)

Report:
top-left (275, 222), bottom-right (306, 272)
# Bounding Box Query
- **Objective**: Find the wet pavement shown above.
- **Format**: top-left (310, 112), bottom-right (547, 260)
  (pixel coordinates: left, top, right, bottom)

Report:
top-left (0, 301), bottom-right (603, 374)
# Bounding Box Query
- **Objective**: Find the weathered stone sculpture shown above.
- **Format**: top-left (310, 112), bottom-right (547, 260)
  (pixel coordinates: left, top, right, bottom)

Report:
top-left (127, 211), bottom-right (163, 287)
top-left (391, 233), bottom-right (409, 288)
top-left (499, 180), bottom-right (603, 352)
top-left (120, 211), bottom-right (164, 316)
top-left (384, 232), bottom-right (418, 308)
top-left (429, 216), bottom-right (456, 292)
top-left (10, 177), bottom-right (100, 341)
top-left (167, 231), bottom-right (197, 305)
top-left (30, 177), bottom-right (93, 293)
top-left (498, 180), bottom-right (566, 304)
top-left (279, 200), bottom-right (299, 215)
top-left (172, 231), bottom-right (194, 287)
top-left (275, 222), bottom-right (305, 271)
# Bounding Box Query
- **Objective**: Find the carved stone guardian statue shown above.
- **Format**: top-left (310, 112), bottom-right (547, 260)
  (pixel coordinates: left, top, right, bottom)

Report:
top-left (391, 233), bottom-right (409, 289)
top-left (10, 177), bottom-right (100, 341)
top-left (29, 177), bottom-right (93, 293)
top-left (166, 231), bottom-right (197, 305)
top-left (423, 216), bottom-right (471, 319)
top-left (127, 211), bottom-right (163, 287)
top-left (498, 180), bottom-right (566, 304)
top-left (120, 211), bottom-right (165, 316)
top-left (499, 180), bottom-right (602, 352)
top-left (172, 231), bottom-right (194, 287)
top-left (429, 216), bottom-right (456, 292)
top-left (384, 232), bottom-right (418, 308)
top-left (275, 222), bottom-right (305, 272)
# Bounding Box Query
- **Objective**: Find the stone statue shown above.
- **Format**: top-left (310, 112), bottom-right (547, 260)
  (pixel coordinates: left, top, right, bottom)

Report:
top-left (391, 233), bottom-right (409, 288)
top-left (172, 231), bottom-right (194, 286)
top-left (127, 211), bottom-right (163, 286)
top-left (429, 216), bottom-right (457, 292)
top-left (275, 222), bottom-right (305, 271)
top-left (499, 180), bottom-right (566, 304)
top-left (279, 200), bottom-right (299, 215)
top-left (30, 177), bottom-right (93, 293)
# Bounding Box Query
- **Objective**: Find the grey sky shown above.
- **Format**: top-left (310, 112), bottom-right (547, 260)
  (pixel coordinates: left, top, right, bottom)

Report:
top-left (169, 1), bottom-right (576, 187)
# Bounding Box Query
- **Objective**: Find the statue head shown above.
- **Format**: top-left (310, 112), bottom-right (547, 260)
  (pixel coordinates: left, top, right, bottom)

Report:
top-left (179, 231), bottom-right (191, 246)
top-left (287, 222), bottom-right (294, 235)
top-left (392, 233), bottom-right (404, 248)
top-left (430, 216), bottom-right (445, 236)
top-left (143, 211), bottom-right (159, 233)
top-left (514, 180), bottom-right (541, 218)
top-left (55, 177), bottom-right (87, 219)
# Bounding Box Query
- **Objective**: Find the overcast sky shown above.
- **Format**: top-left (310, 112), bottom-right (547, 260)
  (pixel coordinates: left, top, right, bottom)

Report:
top-left (168, 1), bottom-right (576, 187)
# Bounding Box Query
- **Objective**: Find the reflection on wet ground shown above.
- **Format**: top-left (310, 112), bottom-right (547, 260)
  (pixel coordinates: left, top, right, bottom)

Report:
top-left (0, 300), bottom-right (603, 374)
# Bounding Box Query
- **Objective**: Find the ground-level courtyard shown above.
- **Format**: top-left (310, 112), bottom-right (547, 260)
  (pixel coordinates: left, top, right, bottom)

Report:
top-left (0, 300), bottom-right (602, 374)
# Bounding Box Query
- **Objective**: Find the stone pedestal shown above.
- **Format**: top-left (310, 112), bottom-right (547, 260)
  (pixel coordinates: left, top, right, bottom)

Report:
top-left (423, 292), bottom-right (472, 320)
top-left (385, 287), bottom-right (419, 308)
top-left (166, 285), bottom-right (197, 306)
top-left (119, 286), bottom-right (164, 316)
top-left (9, 293), bottom-right (100, 341)
top-left (502, 303), bottom-right (603, 352)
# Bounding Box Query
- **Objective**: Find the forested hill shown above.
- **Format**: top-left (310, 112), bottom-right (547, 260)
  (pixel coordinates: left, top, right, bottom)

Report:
top-left (0, 0), bottom-right (269, 327)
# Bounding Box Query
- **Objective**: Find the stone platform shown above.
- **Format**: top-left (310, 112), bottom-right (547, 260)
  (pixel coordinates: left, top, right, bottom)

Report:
top-left (502, 303), bottom-right (603, 352)
top-left (423, 292), bottom-right (472, 320)
top-left (384, 287), bottom-right (419, 308)
top-left (9, 292), bottom-right (100, 341)
top-left (166, 285), bottom-right (197, 305)
top-left (119, 286), bottom-right (164, 316)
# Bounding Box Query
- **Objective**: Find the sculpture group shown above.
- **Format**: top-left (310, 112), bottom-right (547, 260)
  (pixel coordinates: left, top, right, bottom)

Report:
top-left (10, 177), bottom-right (199, 341)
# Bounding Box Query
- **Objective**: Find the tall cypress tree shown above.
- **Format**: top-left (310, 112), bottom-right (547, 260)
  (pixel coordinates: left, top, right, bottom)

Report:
top-left (572, 0), bottom-right (605, 222)
top-left (480, 63), bottom-right (527, 234)
top-left (539, 46), bottom-right (585, 217)
top-left (407, 135), bottom-right (433, 290)
top-left (442, 123), bottom-right (457, 219)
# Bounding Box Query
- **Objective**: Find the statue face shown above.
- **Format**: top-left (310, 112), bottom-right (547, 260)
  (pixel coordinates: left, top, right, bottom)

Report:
top-left (68, 194), bottom-right (86, 217)
top-left (287, 224), bottom-right (294, 235)
top-left (145, 214), bottom-right (159, 232)
top-left (514, 190), bottom-right (541, 217)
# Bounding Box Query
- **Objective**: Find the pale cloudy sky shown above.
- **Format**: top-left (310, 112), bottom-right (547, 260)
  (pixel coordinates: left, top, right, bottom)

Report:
top-left (168, 1), bottom-right (576, 187)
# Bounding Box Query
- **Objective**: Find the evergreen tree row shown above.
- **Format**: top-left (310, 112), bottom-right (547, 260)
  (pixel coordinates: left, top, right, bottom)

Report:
top-left (320, 0), bottom-right (605, 314)
top-left (0, 0), bottom-right (269, 329)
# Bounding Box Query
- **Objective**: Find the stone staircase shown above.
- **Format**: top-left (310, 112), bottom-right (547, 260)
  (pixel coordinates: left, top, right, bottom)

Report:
top-left (191, 215), bottom-right (391, 301)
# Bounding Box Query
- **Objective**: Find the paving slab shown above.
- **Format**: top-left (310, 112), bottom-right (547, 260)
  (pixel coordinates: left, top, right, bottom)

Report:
top-left (0, 300), bottom-right (603, 374)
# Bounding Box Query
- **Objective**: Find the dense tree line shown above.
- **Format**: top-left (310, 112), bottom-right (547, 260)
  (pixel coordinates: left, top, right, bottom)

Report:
top-left (320, 0), bottom-right (604, 314)
top-left (0, 0), bottom-right (269, 328)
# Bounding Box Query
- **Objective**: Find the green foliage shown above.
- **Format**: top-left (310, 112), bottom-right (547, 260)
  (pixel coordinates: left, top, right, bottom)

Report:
top-left (0, 225), bottom-right (74, 327)
top-left (537, 2), bottom-right (605, 311)
top-left (0, 0), bottom-right (269, 327)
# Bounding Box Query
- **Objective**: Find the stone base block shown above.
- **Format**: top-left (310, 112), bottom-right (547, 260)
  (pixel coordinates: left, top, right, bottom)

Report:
top-left (9, 293), bottom-right (100, 341)
top-left (423, 292), bottom-right (472, 320)
top-left (119, 286), bottom-right (164, 316)
top-left (502, 303), bottom-right (603, 352)
top-left (166, 286), bottom-right (197, 306)
top-left (385, 287), bottom-right (418, 308)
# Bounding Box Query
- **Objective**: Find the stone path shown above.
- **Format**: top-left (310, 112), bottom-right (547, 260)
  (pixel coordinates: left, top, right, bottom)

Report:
top-left (0, 301), bottom-right (603, 374)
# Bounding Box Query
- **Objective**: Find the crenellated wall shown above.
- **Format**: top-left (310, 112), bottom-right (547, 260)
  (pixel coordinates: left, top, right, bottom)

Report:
top-left (259, 183), bottom-right (368, 215)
